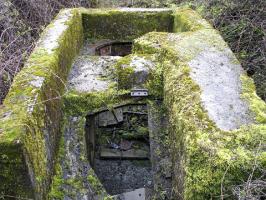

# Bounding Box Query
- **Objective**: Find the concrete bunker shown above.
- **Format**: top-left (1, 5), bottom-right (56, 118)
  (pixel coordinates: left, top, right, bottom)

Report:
top-left (60, 8), bottom-right (174, 199)
top-left (0, 7), bottom-right (265, 200)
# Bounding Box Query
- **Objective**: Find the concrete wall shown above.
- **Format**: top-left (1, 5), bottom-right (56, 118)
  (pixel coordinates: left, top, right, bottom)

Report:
top-left (0, 7), bottom-right (265, 200)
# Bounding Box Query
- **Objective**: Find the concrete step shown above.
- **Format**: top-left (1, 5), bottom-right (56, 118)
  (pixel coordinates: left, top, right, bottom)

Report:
top-left (100, 148), bottom-right (149, 159)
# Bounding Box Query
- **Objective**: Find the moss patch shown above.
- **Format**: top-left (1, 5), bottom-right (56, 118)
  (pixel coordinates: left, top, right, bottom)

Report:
top-left (133, 8), bottom-right (266, 199)
top-left (81, 9), bottom-right (174, 40)
top-left (173, 8), bottom-right (212, 32)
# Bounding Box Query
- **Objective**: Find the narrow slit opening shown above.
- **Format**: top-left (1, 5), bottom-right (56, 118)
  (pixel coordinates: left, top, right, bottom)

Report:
top-left (95, 41), bottom-right (132, 56)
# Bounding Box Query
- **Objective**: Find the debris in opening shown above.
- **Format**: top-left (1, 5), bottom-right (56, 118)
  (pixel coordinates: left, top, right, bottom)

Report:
top-left (95, 41), bottom-right (132, 56)
top-left (86, 104), bottom-right (153, 195)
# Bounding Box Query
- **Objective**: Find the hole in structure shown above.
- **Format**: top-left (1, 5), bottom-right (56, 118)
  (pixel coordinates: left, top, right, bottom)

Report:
top-left (86, 103), bottom-right (153, 195)
top-left (95, 41), bottom-right (132, 56)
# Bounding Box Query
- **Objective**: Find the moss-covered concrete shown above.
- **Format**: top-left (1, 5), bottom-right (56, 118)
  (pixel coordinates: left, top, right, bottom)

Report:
top-left (0, 9), bottom-right (83, 199)
top-left (173, 8), bottom-right (212, 32)
top-left (48, 116), bottom-right (108, 199)
top-left (64, 52), bottom-right (160, 117)
top-left (81, 8), bottom-right (174, 40)
top-left (133, 8), bottom-right (266, 199)
top-left (1, 6), bottom-right (265, 200)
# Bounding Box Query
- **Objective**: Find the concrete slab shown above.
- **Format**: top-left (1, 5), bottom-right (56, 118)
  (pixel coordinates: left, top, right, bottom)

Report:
top-left (68, 56), bottom-right (120, 92)
top-left (188, 47), bottom-right (253, 131)
top-left (100, 148), bottom-right (149, 159)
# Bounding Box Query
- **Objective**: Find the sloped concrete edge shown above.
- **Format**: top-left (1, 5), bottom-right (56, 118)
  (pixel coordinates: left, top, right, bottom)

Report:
top-left (134, 8), bottom-right (266, 199)
top-left (0, 9), bottom-right (83, 199)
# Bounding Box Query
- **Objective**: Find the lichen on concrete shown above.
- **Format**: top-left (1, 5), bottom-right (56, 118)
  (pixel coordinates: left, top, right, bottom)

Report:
top-left (81, 8), bottom-right (174, 40)
top-left (68, 56), bottom-right (121, 93)
top-left (134, 8), bottom-right (266, 199)
top-left (1, 6), bottom-right (265, 200)
top-left (0, 8), bottom-right (83, 199)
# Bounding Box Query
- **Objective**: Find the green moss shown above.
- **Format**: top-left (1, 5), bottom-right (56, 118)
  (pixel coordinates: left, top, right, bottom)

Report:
top-left (114, 56), bottom-right (135, 90)
top-left (64, 53), bottom-right (159, 116)
top-left (241, 75), bottom-right (266, 123)
top-left (162, 56), bottom-right (265, 200)
top-left (119, 126), bottom-right (149, 140)
top-left (133, 12), bottom-right (266, 198)
top-left (87, 169), bottom-right (107, 196)
top-left (81, 9), bottom-right (173, 40)
top-left (0, 142), bottom-right (34, 198)
top-left (173, 7), bottom-right (212, 32)
top-left (49, 116), bottom-right (96, 199)
top-left (1, 6), bottom-right (265, 200)
top-left (64, 87), bottom-right (127, 116)
top-left (48, 139), bottom-right (65, 199)
top-left (0, 8), bottom-right (83, 198)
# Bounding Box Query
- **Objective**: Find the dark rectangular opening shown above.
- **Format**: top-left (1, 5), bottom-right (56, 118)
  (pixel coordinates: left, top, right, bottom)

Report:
top-left (85, 103), bottom-right (153, 195)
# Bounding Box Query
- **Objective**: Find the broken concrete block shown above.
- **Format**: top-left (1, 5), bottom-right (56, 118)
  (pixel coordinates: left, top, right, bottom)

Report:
top-left (98, 107), bottom-right (124, 127)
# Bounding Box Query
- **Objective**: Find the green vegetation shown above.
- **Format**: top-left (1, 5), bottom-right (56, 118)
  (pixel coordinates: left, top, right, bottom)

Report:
top-left (178, 0), bottom-right (266, 101)
top-left (87, 169), bottom-right (107, 196)
top-left (133, 8), bottom-right (266, 199)
top-left (0, 9), bottom-right (83, 198)
top-left (0, 5), bottom-right (265, 200)
top-left (81, 8), bottom-right (173, 40)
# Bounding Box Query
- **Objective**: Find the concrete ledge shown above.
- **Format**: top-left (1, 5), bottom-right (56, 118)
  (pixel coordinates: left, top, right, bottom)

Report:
top-left (100, 148), bottom-right (149, 159)
top-left (0, 9), bottom-right (83, 199)
top-left (81, 8), bottom-right (174, 40)
top-left (134, 8), bottom-right (266, 200)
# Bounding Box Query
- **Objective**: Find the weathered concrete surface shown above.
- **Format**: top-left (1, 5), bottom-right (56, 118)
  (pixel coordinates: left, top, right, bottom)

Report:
top-left (0, 9), bottom-right (83, 199)
top-left (68, 56), bottom-right (120, 92)
top-left (188, 47), bottom-right (253, 131)
top-left (138, 31), bottom-right (254, 131)
top-left (134, 8), bottom-right (266, 199)
top-left (129, 56), bottom-right (155, 88)
top-left (100, 148), bottom-right (150, 159)
top-left (68, 40), bottom-right (155, 93)
top-left (148, 101), bottom-right (172, 199)
top-left (49, 117), bottom-right (107, 199)
top-left (42, 10), bottom-right (74, 54)
top-left (94, 159), bottom-right (153, 195)
top-left (115, 55), bottom-right (155, 90)
top-left (2, 6), bottom-right (265, 200)
top-left (81, 8), bottom-right (173, 41)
